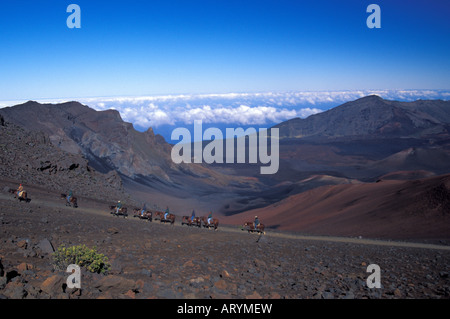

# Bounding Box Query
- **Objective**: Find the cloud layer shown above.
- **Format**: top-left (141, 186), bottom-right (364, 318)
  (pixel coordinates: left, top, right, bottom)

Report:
top-left (1, 90), bottom-right (449, 130)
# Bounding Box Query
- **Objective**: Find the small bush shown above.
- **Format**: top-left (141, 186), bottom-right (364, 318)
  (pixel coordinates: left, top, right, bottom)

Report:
top-left (52, 244), bottom-right (111, 274)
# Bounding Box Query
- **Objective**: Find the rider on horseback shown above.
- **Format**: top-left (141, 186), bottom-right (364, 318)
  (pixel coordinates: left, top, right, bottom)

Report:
top-left (254, 216), bottom-right (260, 230)
top-left (141, 203), bottom-right (147, 216)
top-left (16, 184), bottom-right (24, 198)
top-left (67, 190), bottom-right (73, 204)
top-left (116, 200), bottom-right (122, 214)
top-left (207, 212), bottom-right (213, 225)
top-left (164, 206), bottom-right (170, 220)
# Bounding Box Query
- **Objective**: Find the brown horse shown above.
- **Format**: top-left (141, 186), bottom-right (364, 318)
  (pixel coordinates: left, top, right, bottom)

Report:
top-left (181, 216), bottom-right (201, 227)
top-left (243, 221), bottom-right (265, 234)
top-left (153, 211), bottom-right (164, 221)
top-left (12, 189), bottom-right (30, 202)
top-left (133, 208), bottom-right (152, 221)
top-left (201, 216), bottom-right (219, 231)
top-left (60, 193), bottom-right (78, 208)
top-left (161, 213), bottom-right (176, 225)
top-left (110, 206), bottom-right (128, 218)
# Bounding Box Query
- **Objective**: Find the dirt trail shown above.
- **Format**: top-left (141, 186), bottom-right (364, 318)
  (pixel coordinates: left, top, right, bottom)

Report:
top-left (2, 188), bottom-right (449, 252)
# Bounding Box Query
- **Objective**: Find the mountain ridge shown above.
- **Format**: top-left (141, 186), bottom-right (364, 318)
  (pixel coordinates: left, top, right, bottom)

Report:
top-left (1, 95), bottom-right (450, 223)
top-left (0, 100), bottom-right (263, 214)
top-left (275, 95), bottom-right (450, 140)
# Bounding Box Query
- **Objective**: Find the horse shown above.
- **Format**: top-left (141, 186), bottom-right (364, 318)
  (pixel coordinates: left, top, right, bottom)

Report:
top-left (153, 211), bottom-right (164, 221)
top-left (60, 193), bottom-right (78, 208)
top-left (201, 216), bottom-right (219, 231)
top-left (110, 206), bottom-right (128, 218)
top-left (181, 216), bottom-right (201, 227)
top-left (160, 213), bottom-right (176, 225)
top-left (133, 208), bottom-right (152, 221)
top-left (242, 221), bottom-right (265, 234)
top-left (11, 189), bottom-right (30, 203)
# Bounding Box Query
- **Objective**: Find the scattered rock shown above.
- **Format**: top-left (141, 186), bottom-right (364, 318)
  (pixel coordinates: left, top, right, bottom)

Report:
top-left (183, 260), bottom-right (195, 268)
top-left (268, 292), bottom-right (282, 299)
top-left (245, 291), bottom-right (262, 299)
top-left (3, 281), bottom-right (27, 299)
top-left (156, 288), bottom-right (177, 299)
top-left (140, 269), bottom-right (152, 277)
top-left (0, 277), bottom-right (7, 290)
top-left (124, 289), bottom-right (136, 299)
top-left (439, 272), bottom-right (449, 279)
top-left (94, 275), bottom-right (136, 294)
top-left (40, 274), bottom-right (66, 295)
top-left (6, 270), bottom-right (20, 283)
top-left (37, 238), bottom-right (54, 255)
top-left (214, 279), bottom-right (228, 290)
top-left (0, 184), bottom-right (450, 300)
top-left (16, 240), bottom-right (28, 250)
top-left (107, 227), bottom-right (119, 235)
top-left (16, 263), bottom-right (32, 272)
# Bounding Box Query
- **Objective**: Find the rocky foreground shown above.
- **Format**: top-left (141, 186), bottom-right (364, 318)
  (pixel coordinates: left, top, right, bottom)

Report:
top-left (1, 187), bottom-right (450, 300)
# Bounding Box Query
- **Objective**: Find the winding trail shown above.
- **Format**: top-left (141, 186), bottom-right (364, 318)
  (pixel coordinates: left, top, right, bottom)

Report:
top-left (2, 189), bottom-right (449, 252)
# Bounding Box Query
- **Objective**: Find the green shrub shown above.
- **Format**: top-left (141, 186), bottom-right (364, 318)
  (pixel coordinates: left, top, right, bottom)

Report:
top-left (52, 244), bottom-right (111, 274)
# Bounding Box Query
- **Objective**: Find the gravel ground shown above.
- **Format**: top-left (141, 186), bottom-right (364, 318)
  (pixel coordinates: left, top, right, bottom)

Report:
top-left (1, 189), bottom-right (449, 300)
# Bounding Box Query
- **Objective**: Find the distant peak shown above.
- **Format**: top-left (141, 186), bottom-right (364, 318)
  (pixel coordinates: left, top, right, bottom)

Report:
top-left (361, 94), bottom-right (383, 100)
top-left (23, 100), bottom-right (39, 105)
top-left (345, 94), bottom-right (386, 107)
top-left (145, 127), bottom-right (155, 136)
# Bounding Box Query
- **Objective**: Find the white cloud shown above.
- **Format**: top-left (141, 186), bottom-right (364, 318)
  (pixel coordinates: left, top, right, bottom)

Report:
top-left (1, 90), bottom-right (448, 129)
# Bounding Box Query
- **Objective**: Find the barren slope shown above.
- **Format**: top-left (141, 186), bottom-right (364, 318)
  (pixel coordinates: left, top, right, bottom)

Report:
top-left (223, 174), bottom-right (450, 241)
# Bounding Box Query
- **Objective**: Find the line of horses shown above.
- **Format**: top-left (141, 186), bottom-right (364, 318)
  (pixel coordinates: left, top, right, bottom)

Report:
top-left (109, 206), bottom-right (220, 230)
top-left (7, 187), bottom-right (79, 208)
top-left (109, 205), bottom-right (264, 234)
top-left (7, 187), bottom-right (264, 234)
top-left (181, 215), bottom-right (220, 231)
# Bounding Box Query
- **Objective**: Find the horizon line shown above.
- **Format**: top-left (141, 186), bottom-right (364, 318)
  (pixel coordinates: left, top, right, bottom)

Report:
top-left (1, 88), bottom-right (450, 107)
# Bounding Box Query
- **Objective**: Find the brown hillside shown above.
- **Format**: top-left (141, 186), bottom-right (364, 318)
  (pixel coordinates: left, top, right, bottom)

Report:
top-left (223, 174), bottom-right (450, 240)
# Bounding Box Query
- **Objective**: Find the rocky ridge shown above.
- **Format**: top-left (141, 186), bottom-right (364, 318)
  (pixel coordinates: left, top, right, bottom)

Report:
top-left (0, 116), bottom-right (128, 204)
top-left (275, 95), bottom-right (450, 140)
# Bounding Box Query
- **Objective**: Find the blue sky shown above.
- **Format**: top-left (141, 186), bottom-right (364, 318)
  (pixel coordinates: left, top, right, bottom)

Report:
top-left (0, 0), bottom-right (449, 101)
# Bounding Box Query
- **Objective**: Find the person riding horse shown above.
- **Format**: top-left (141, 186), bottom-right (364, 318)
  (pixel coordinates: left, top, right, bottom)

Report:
top-left (207, 212), bottom-right (213, 225)
top-left (164, 206), bottom-right (170, 220)
top-left (254, 216), bottom-right (260, 230)
top-left (141, 203), bottom-right (147, 217)
top-left (67, 190), bottom-right (73, 205)
top-left (16, 184), bottom-right (24, 198)
top-left (116, 200), bottom-right (122, 214)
